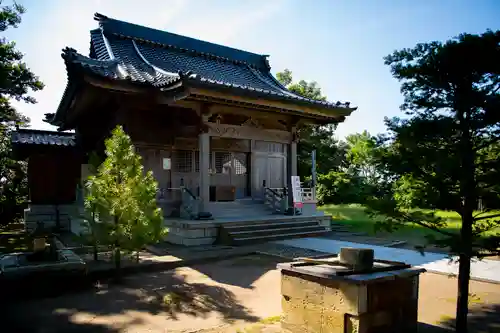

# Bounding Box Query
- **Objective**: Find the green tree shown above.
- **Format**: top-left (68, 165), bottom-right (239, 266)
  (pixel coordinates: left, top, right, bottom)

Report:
top-left (367, 31), bottom-right (500, 332)
top-left (85, 126), bottom-right (166, 274)
top-left (0, 3), bottom-right (43, 224)
top-left (276, 69), bottom-right (346, 177)
top-left (316, 171), bottom-right (366, 205)
top-left (345, 131), bottom-right (380, 182)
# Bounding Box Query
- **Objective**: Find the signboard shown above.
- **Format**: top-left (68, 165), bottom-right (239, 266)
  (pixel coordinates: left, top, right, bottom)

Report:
top-left (291, 175), bottom-right (303, 208)
top-left (162, 158), bottom-right (171, 170)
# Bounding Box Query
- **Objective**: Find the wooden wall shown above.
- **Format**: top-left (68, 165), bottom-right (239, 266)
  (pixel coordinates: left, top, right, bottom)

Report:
top-left (28, 151), bottom-right (81, 204)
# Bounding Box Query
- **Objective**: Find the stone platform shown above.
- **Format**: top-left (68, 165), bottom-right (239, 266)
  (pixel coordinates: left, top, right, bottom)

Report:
top-left (165, 213), bottom-right (331, 246)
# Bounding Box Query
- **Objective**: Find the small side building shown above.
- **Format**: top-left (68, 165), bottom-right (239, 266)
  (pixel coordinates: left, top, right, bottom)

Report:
top-left (11, 129), bottom-right (81, 232)
top-left (13, 13), bottom-right (356, 245)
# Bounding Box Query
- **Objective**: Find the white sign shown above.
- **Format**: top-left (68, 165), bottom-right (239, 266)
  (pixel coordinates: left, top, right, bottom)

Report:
top-left (291, 176), bottom-right (303, 208)
top-left (162, 158), bottom-right (171, 170)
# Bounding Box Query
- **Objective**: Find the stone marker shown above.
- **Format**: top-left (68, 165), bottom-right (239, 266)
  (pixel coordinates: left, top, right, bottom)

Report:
top-left (339, 247), bottom-right (374, 271)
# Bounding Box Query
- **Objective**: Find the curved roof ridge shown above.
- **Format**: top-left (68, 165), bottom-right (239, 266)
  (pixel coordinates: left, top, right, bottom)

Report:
top-left (131, 39), bottom-right (179, 77)
top-left (93, 12), bottom-right (270, 70)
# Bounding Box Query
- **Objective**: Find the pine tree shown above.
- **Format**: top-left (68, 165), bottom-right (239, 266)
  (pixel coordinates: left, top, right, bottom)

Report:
top-left (0, 3), bottom-right (43, 224)
top-left (84, 126), bottom-right (166, 274)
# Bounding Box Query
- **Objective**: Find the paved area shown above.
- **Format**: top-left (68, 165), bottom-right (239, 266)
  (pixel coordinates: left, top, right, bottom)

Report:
top-left (274, 237), bottom-right (500, 283)
top-left (2, 252), bottom-right (499, 333)
top-left (1, 254), bottom-right (283, 333)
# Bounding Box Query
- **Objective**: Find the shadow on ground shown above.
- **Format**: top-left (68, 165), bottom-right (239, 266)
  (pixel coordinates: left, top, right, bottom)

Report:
top-left (0, 268), bottom-right (260, 333)
top-left (148, 243), bottom-right (281, 289)
top-left (187, 254), bottom-right (282, 289)
top-left (436, 303), bottom-right (500, 333)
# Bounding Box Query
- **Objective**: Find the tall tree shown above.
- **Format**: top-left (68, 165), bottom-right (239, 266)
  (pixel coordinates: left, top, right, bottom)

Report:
top-left (0, 2), bottom-right (43, 224)
top-left (367, 31), bottom-right (500, 332)
top-left (276, 69), bottom-right (346, 177)
top-left (85, 126), bottom-right (166, 274)
top-left (345, 130), bottom-right (380, 182)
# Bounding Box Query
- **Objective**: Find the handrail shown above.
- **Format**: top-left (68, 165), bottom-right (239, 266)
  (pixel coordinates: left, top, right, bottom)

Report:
top-left (265, 187), bottom-right (284, 198)
top-left (182, 187), bottom-right (197, 200)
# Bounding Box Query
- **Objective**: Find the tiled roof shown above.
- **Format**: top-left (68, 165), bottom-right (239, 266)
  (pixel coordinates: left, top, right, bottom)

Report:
top-left (11, 129), bottom-right (76, 147)
top-left (65, 13), bottom-right (353, 110)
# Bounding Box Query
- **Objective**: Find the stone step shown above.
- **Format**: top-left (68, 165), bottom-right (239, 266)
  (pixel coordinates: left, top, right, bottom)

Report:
top-left (218, 216), bottom-right (330, 246)
top-left (232, 228), bottom-right (329, 246)
top-left (231, 225), bottom-right (325, 238)
top-left (221, 216), bottom-right (327, 227)
top-left (224, 220), bottom-right (320, 233)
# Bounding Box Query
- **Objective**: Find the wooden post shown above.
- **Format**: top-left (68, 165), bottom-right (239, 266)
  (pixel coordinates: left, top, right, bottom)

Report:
top-left (199, 132), bottom-right (210, 212)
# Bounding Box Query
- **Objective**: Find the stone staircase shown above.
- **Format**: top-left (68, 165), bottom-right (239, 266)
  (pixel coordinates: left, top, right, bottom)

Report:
top-left (213, 199), bottom-right (330, 245)
top-left (208, 199), bottom-right (274, 220)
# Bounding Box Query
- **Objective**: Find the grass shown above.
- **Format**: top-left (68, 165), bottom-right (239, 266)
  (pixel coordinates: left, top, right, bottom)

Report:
top-left (319, 204), bottom-right (500, 246)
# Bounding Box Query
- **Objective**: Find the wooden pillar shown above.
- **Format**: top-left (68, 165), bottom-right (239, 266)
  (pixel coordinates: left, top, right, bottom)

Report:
top-left (291, 140), bottom-right (298, 177)
top-left (287, 127), bottom-right (298, 208)
top-left (199, 132), bottom-right (210, 212)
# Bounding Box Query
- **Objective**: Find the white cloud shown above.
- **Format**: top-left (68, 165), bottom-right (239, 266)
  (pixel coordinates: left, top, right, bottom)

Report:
top-left (9, 0), bottom-right (286, 131)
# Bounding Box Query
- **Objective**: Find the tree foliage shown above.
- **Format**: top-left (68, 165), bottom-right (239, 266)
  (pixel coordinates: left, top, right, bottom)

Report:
top-left (0, 3), bottom-right (43, 224)
top-left (316, 171), bottom-right (366, 205)
top-left (366, 30), bottom-right (500, 332)
top-left (84, 126), bottom-right (166, 271)
top-left (276, 69), bottom-right (346, 177)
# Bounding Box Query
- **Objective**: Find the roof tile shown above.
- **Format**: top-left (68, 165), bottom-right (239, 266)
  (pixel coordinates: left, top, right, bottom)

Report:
top-left (11, 130), bottom-right (76, 147)
top-left (66, 14), bottom-right (354, 111)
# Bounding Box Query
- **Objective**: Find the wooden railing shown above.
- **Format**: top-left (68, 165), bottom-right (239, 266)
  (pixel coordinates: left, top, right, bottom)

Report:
top-left (264, 187), bottom-right (287, 214)
top-left (301, 187), bottom-right (315, 202)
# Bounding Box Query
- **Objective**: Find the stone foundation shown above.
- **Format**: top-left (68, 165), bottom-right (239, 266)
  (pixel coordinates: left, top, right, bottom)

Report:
top-left (24, 204), bottom-right (80, 233)
top-left (164, 220), bottom-right (217, 246)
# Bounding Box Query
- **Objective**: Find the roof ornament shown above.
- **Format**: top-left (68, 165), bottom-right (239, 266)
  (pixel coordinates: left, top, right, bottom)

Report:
top-left (94, 13), bottom-right (109, 22)
top-left (262, 55), bottom-right (271, 70)
top-left (61, 47), bottom-right (77, 59)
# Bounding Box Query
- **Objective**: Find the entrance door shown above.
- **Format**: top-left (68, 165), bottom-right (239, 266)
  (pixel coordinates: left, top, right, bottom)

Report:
top-left (252, 153), bottom-right (286, 199)
top-left (252, 154), bottom-right (268, 199)
top-left (268, 156), bottom-right (285, 188)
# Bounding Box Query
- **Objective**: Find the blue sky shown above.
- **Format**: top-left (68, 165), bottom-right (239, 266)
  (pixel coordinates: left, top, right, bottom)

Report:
top-left (5, 0), bottom-right (500, 139)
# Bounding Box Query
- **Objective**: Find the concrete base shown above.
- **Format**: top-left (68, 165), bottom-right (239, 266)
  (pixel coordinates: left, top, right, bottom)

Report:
top-left (164, 220), bottom-right (218, 246)
top-left (301, 201), bottom-right (320, 216)
top-left (24, 204), bottom-right (80, 232)
top-left (163, 213), bottom-right (331, 247)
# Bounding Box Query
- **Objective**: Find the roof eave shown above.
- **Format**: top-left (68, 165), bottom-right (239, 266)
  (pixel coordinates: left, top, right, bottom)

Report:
top-left (184, 79), bottom-right (356, 121)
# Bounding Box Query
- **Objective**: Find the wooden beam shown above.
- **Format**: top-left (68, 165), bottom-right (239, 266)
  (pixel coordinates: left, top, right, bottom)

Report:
top-left (189, 88), bottom-right (355, 120)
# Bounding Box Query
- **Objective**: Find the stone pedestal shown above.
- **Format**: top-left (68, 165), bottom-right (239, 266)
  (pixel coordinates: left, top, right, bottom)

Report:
top-left (278, 259), bottom-right (424, 333)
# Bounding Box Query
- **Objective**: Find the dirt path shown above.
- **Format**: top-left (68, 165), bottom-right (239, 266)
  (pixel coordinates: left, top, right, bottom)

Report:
top-left (2, 254), bottom-right (499, 333)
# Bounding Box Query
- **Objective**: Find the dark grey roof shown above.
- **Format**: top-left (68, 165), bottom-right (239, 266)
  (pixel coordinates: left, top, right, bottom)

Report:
top-left (62, 13), bottom-right (353, 110)
top-left (11, 129), bottom-right (76, 147)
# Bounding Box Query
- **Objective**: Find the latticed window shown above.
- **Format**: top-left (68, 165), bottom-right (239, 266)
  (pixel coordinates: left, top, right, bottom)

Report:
top-left (173, 150), bottom-right (193, 172)
top-left (214, 152), bottom-right (232, 174)
top-left (233, 153), bottom-right (247, 175)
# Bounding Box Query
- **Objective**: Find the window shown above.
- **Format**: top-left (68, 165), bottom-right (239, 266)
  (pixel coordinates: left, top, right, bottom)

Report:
top-left (173, 150), bottom-right (193, 172)
top-left (233, 153), bottom-right (247, 175)
top-left (214, 152), bottom-right (232, 174)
